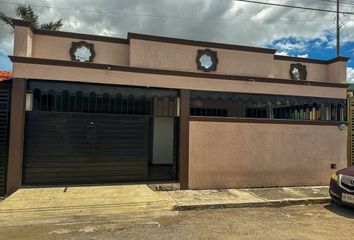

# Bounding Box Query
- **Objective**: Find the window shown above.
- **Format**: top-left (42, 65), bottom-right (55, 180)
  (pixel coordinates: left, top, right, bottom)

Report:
top-left (190, 91), bottom-right (346, 122)
top-left (27, 81), bottom-right (179, 117)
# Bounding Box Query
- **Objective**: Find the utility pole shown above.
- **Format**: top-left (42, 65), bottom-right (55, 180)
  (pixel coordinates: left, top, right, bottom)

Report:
top-left (336, 0), bottom-right (340, 57)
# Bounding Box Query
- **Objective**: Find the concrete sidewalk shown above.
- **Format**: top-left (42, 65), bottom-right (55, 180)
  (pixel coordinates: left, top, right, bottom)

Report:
top-left (0, 185), bottom-right (330, 226)
top-left (167, 186), bottom-right (330, 210)
top-left (0, 185), bottom-right (176, 226)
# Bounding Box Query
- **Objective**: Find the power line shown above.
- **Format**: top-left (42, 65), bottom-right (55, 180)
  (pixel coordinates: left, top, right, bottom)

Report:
top-left (0, 0), bottom-right (230, 21)
top-left (337, 0), bottom-right (340, 56)
top-left (235, 0), bottom-right (354, 15)
top-left (290, 0), bottom-right (345, 7)
top-left (317, 0), bottom-right (354, 6)
top-left (0, 0), bottom-right (343, 22)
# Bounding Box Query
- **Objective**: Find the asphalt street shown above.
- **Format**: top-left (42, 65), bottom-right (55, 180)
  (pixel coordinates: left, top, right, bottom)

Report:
top-left (1, 203), bottom-right (353, 240)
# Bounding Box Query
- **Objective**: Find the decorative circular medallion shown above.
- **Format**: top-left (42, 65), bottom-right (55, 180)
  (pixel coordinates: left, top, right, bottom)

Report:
top-left (289, 63), bottom-right (307, 80)
top-left (69, 41), bottom-right (95, 62)
top-left (196, 49), bottom-right (218, 72)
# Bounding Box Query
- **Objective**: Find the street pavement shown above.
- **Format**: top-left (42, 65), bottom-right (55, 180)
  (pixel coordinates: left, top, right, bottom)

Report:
top-left (0, 185), bottom-right (174, 226)
top-left (0, 185), bottom-right (352, 239)
top-left (0, 185), bottom-right (331, 226)
top-left (0, 203), bottom-right (353, 240)
top-left (169, 186), bottom-right (330, 210)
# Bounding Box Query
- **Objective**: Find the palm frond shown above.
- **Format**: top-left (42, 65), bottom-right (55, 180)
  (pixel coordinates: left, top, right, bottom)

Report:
top-left (15, 4), bottom-right (39, 28)
top-left (0, 12), bottom-right (14, 30)
top-left (2, 4), bottom-right (62, 31)
top-left (40, 19), bottom-right (63, 31)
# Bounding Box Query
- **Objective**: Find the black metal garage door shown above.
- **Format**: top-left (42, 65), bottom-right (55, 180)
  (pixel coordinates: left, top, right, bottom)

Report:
top-left (23, 112), bottom-right (150, 185)
top-left (0, 80), bottom-right (11, 195)
top-left (23, 80), bottom-right (179, 185)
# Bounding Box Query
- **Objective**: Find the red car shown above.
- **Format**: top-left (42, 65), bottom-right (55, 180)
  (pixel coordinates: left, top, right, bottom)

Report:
top-left (329, 166), bottom-right (354, 207)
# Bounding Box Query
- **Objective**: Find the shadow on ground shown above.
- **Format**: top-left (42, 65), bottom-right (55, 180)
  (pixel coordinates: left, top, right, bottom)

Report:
top-left (324, 202), bottom-right (354, 219)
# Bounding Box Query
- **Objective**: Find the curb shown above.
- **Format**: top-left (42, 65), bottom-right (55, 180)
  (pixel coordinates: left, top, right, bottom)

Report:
top-left (172, 197), bottom-right (331, 211)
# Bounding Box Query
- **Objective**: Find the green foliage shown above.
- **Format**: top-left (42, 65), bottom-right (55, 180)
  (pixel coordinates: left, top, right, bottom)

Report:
top-left (40, 19), bottom-right (63, 31)
top-left (0, 12), bottom-right (13, 29)
top-left (0, 4), bottom-right (63, 31)
top-left (15, 4), bottom-right (39, 27)
top-left (348, 84), bottom-right (354, 91)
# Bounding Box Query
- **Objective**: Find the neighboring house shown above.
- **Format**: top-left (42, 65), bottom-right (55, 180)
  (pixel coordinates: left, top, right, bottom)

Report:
top-left (0, 71), bottom-right (12, 196)
top-left (1, 19), bottom-right (350, 196)
top-left (0, 71), bottom-right (12, 81)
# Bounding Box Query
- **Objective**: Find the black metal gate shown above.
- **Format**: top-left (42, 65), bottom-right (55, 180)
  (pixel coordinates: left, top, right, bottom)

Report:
top-left (23, 80), bottom-right (179, 185)
top-left (0, 80), bottom-right (11, 196)
top-left (23, 112), bottom-right (151, 185)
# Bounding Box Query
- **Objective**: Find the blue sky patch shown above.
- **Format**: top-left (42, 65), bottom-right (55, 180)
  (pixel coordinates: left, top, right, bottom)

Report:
top-left (267, 33), bottom-right (354, 69)
top-left (0, 51), bottom-right (12, 71)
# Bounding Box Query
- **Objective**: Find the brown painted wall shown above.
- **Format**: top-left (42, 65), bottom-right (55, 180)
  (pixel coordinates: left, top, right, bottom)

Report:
top-left (274, 59), bottom-right (347, 83)
top-left (13, 26), bottom-right (33, 57)
top-left (328, 61), bottom-right (347, 83)
top-left (274, 59), bottom-right (328, 82)
top-left (179, 90), bottom-right (190, 189)
top-left (188, 120), bottom-right (347, 189)
top-left (6, 78), bottom-right (27, 195)
top-left (32, 35), bottom-right (129, 66)
top-left (12, 63), bottom-right (347, 99)
top-left (130, 39), bottom-right (275, 77)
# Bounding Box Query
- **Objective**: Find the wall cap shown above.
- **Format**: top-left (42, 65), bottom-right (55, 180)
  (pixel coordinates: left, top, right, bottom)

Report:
top-left (11, 18), bottom-right (35, 31)
top-left (275, 55), bottom-right (350, 64)
top-left (190, 116), bottom-right (348, 125)
top-left (9, 56), bottom-right (348, 89)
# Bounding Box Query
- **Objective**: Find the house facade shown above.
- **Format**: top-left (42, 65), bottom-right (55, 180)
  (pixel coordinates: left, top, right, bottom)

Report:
top-left (2, 19), bottom-right (350, 195)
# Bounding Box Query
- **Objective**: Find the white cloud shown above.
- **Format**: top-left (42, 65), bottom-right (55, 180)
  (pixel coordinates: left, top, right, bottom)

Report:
top-left (273, 41), bottom-right (307, 52)
top-left (0, 0), bottom-right (348, 53)
top-left (347, 67), bottom-right (354, 83)
top-left (275, 51), bottom-right (289, 56)
top-left (0, 22), bottom-right (14, 55)
top-left (275, 52), bottom-right (309, 58)
top-left (349, 47), bottom-right (354, 55)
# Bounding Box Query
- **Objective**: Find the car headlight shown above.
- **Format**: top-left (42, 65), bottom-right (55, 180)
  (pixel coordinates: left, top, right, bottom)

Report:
top-left (331, 172), bottom-right (339, 182)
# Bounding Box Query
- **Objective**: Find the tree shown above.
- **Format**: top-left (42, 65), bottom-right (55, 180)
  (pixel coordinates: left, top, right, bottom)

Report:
top-left (0, 4), bottom-right (62, 31)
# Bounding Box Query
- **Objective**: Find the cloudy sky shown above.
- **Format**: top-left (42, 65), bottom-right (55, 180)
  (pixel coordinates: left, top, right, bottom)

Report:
top-left (1, 0), bottom-right (354, 81)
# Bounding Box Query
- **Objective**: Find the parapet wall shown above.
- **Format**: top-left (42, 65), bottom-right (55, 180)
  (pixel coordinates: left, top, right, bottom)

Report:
top-left (11, 19), bottom-right (349, 83)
